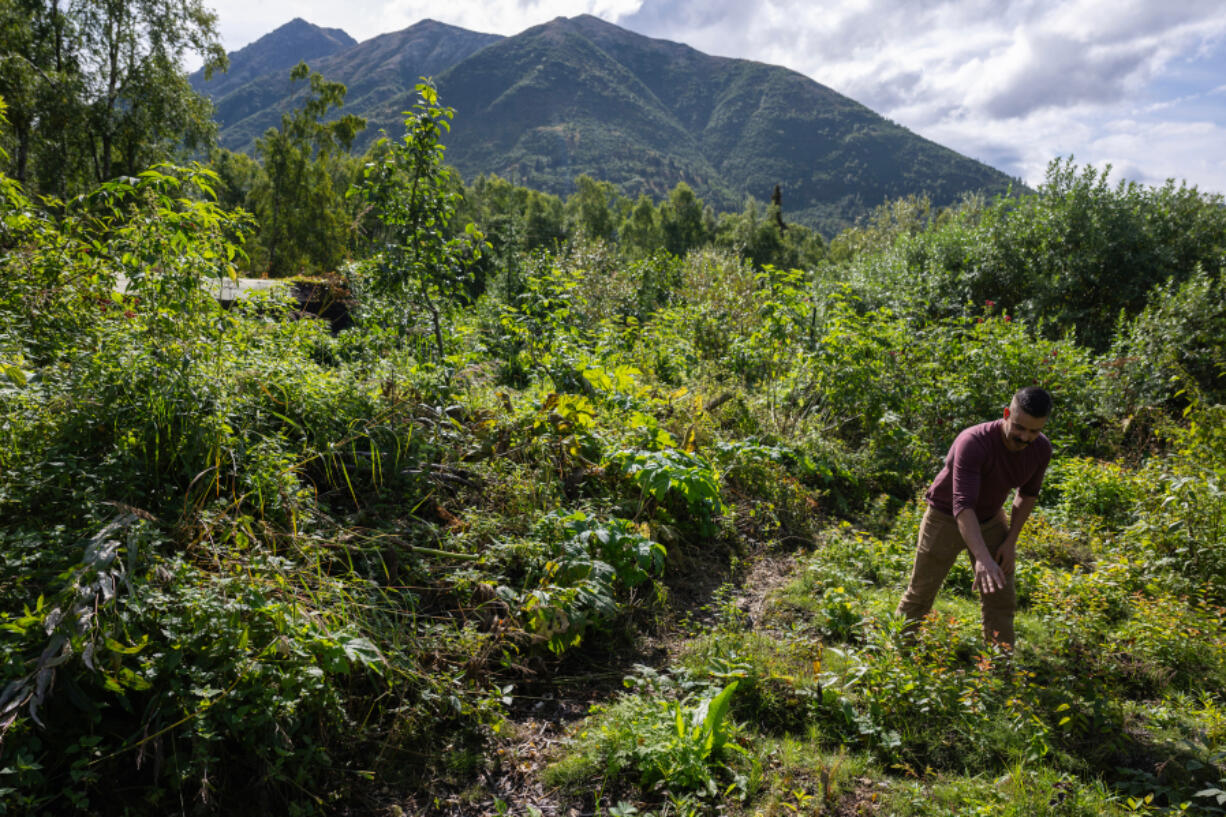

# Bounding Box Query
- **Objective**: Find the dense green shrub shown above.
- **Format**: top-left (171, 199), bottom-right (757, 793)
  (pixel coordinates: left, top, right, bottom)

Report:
top-left (1128, 404), bottom-right (1226, 602)
top-left (800, 298), bottom-right (1104, 495)
top-left (0, 155), bottom-right (495, 811)
top-left (1106, 263), bottom-right (1226, 412)
top-left (1043, 457), bottom-right (1144, 532)
top-left (838, 160), bottom-right (1226, 353)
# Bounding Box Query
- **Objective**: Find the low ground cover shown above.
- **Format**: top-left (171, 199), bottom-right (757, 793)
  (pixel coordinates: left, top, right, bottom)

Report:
top-left (542, 475), bottom-right (1226, 816)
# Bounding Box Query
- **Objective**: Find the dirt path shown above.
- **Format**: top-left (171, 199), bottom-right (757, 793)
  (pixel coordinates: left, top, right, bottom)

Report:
top-left (391, 546), bottom-right (806, 816)
top-left (728, 551), bottom-right (804, 634)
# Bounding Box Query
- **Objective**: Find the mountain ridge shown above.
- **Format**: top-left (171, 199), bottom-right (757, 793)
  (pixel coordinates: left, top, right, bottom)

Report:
top-left (194, 16), bottom-right (1017, 234)
top-left (189, 18), bottom-right (357, 100)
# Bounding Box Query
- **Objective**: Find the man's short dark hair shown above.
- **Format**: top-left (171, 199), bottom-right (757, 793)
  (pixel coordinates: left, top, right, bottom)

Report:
top-left (1013, 386), bottom-right (1052, 418)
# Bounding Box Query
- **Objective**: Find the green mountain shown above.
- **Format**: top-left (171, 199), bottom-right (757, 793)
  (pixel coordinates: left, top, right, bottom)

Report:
top-left (197, 15), bottom-right (1017, 234)
top-left (435, 17), bottom-right (738, 208)
top-left (189, 18), bottom-right (356, 101)
top-left (192, 19), bottom-right (502, 153)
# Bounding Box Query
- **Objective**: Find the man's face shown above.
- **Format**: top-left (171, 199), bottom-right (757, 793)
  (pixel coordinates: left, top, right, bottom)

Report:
top-left (1001, 402), bottom-right (1047, 451)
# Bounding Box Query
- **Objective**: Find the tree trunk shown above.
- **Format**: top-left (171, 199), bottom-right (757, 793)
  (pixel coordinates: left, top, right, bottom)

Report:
top-left (421, 279), bottom-right (445, 363)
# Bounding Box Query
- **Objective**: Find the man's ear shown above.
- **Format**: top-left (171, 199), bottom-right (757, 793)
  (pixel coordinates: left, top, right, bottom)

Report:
top-left (1003, 406), bottom-right (1012, 420)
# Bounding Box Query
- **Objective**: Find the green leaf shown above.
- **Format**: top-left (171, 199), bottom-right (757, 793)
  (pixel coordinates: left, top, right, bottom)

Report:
top-left (105, 635), bottom-right (148, 655)
top-left (1, 364), bottom-right (26, 387)
top-left (699, 680), bottom-right (738, 754)
top-left (339, 635), bottom-right (383, 671)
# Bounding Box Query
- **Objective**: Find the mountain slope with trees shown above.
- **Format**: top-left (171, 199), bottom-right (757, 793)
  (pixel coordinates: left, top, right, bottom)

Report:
top-left (192, 19), bottom-right (503, 158)
top-left (187, 17), bottom-right (355, 100)
top-left (196, 15), bottom-right (1017, 234)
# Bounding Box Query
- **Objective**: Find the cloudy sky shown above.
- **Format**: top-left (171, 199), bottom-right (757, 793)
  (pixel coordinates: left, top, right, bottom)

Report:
top-left (200, 0), bottom-right (1226, 194)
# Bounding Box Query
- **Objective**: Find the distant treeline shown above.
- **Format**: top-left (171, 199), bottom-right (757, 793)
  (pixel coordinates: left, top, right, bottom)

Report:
top-left (210, 134), bottom-right (827, 281)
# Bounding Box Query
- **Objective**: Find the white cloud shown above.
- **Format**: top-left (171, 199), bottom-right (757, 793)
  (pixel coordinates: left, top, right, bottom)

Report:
top-left (1090, 119), bottom-right (1226, 188)
top-left (616, 0), bottom-right (1226, 192)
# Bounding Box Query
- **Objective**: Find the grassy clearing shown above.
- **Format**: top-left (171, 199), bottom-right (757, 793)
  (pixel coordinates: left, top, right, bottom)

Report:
top-left (540, 474), bottom-right (1226, 816)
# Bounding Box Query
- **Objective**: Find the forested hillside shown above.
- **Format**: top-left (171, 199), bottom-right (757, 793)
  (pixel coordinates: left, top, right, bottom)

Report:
top-left (192, 15), bottom-right (1016, 234)
top-left (2, 7), bottom-right (1226, 816)
top-left (188, 17), bottom-right (356, 100)
top-left (193, 19), bottom-right (500, 152)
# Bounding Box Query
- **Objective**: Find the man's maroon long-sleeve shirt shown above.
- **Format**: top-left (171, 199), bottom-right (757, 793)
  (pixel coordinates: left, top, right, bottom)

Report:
top-left (925, 419), bottom-right (1051, 522)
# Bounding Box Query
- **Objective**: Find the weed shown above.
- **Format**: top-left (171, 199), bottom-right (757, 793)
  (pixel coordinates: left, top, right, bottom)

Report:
top-left (545, 679), bottom-right (745, 801)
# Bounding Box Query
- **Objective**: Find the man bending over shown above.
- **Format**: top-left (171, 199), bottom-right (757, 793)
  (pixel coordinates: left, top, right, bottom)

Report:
top-left (896, 387), bottom-right (1053, 647)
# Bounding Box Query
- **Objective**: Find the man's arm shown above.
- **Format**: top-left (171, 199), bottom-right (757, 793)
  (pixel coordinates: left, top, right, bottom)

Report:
top-left (996, 493), bottom-right (1037, 574)
top-left (956, 509), bottom-right (1007, 594)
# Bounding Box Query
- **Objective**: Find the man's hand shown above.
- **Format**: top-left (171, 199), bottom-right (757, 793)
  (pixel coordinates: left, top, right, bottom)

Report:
top-left (972, 557), bottom-right (1007, 594)
top-left (957, 508), bottom-right (1008, 594)
top-left (996, 539), bottom-right (1017, 574)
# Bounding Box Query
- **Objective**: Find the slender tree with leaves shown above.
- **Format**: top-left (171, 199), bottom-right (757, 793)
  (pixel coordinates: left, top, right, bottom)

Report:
top-left (660, 182), bottom-right (709, 256)
top-left (620, 193), bottom-right (664, 258)
top-left (358, 80), bottom-right (484, 363)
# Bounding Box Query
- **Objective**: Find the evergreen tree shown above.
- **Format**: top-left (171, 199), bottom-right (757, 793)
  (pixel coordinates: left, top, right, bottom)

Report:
top-left (714, 196), bottom-right (824, 270)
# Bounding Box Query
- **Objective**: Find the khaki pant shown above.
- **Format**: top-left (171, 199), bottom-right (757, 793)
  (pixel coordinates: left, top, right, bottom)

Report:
top-left (896, 506), bottom-right (1015, 646)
